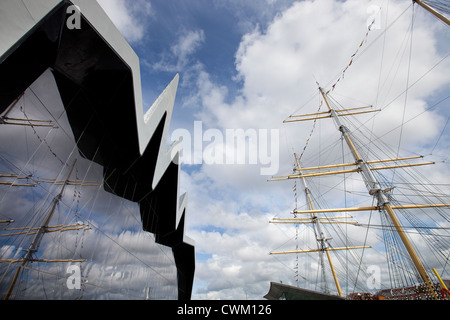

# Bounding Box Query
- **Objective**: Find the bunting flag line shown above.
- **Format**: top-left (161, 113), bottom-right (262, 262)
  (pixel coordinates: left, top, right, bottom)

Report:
top-left (293, 180), bottom-right (300, 285)
top-left (326, 19), bottom-right (376, 94)
top-left (20, 106), bottom-right (65, 166)
top-left (297, 101), bottom-right (322, 162)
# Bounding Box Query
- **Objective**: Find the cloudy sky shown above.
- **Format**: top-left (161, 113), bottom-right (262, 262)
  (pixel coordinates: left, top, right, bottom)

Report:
top-left (97, 0), bottom-right (449, 299)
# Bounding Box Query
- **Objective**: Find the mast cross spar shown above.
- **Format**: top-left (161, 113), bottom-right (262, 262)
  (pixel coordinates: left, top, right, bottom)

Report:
top-left (3, 160), bottom-right (85, 300)
top-left (270, 86), bottom-right (450, 299)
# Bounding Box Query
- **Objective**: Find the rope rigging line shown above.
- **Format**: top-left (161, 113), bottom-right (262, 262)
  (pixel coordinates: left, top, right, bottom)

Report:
top-left (430, 115), bottom-right (450, 155)
top-left (293, 180), bottom-right (300, 286)
top-left (290, 13), bottom-right (382, 166)
top-left (296, 101), bottom-right (322, 163)
top-left (326, 18), bottom-right (377, 94)
top-left (271, 0), bottom-right (450, 299)
top-left (422, 0), bottom-right (450, 15)
top-left (284, 2), bottom-right (415, 122)
top-left (393, 4), bottom-right (416, 185)
top-left (19, 104), bottom-right (65, 167)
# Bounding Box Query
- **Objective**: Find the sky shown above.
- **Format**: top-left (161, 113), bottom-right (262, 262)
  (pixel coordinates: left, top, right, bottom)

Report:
top-left (96, 0), bottom-right (450, 299)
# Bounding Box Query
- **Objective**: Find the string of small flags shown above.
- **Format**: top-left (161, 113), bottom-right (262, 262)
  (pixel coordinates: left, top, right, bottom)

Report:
top-left (20, 106), bottom-right (65, 167)
top-left (326, 19), bottom-right (376, 94)
top-left (297, 101), bottom-right (322, 162)
top-left (293, 181), bottom-right (299, 285)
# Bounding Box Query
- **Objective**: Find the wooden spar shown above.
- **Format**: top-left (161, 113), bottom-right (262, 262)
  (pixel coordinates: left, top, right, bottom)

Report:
top-left (2, 118), bottom-right (52, 123)
top-left (0, 117), bottom-right (57, 128)
top-left (0, 174), bottom-right (21, 178)
top-left (364, 156), bottom-right (425, 164)
top-left (0, 174), bottom-right (36, 186)
top-left (292, 155), bottom-right (424, 171)
top-left (391, 203), bottom-right (450, 209)
top-left (0, 180), bottom-right (99, 187)
top-left (269, 168), bottom-right (361, 181)
top-left (295, 162), bottom-right (356, 171)
top-left (289, 105), bottom-right (375, 118)
top-left (284, 114), bottom-right (332, 122)
top-left (0, 225), bottom-right (91, 237)
top-left (317, 87), bottom-right (439, 299)
top-left (271, 216), bottom-right (357, 224)
top-left (284, 106), bottom-right (380, 123)
top-left (270, 246), bottom-right (371, 255)
top-left (414, 0), bottom-right (450, 26)
top-left (270, 220), bottom-right (357, 224)
top-left (370, 162), bottom-right (435, 171)
top-left (292, 153), bottom-right (345, 297)
top-left (295, 207), bottom-right (379, 214)
top-left (0, 258), bottom-right (86, 263)
top-left (284, 109), bottom-right (380, 122)
top-left (334, 106), bottom-right (375, 113)
top-left (269, 160), bottom-right (434, 181)
top-left (334, 109), bottom-right (381, 117)
top-left (0, 92), bottom-right (56, 128)
top-left (289, 110), bottom-right (332, 118)
top-left (0, 93), bottom-right (23, 119)
top-left (0, 174), bottom-right (100, 187)
top-left (273, 216), bottom-right (353, 221)
top-left (5, 224), bottom-right (88, 231)
top-left (294, 203), bottom-right (450, 215)
top-left (0, 181), bottom-right (36, 187)
top-left (4, 159), bottom-right (77, 300)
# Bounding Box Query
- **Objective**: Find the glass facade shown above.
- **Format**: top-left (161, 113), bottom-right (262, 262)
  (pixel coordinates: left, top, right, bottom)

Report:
top-left (0, 70), bottom-right (178, 300)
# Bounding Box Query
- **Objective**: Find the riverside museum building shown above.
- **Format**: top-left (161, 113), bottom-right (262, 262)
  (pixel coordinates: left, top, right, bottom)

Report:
top-left (0, 0), bottom-right (194, 300)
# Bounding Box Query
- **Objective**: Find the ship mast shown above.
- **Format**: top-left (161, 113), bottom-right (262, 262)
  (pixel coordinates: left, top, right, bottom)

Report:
top-left (270, 152), bottom-right (370, 297)
top-left (294, 153), bottom-right (344, 297)
top-left (4, 160), bottom-right (78, 300)
top-left (268, 0), bottom-right (449, 300)
top-left (318, 87), bottom-right (439, 299)
top-left (270, 86), bottom-right (450, 299)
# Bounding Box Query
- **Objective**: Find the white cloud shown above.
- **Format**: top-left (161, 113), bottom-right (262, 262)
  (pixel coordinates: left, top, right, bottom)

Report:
top-left (148, 29), bottom-right (205, 77)
top-left (97, 0), bottom-right (152, 43)
top-left (171, 30), bottom-right (206, 68)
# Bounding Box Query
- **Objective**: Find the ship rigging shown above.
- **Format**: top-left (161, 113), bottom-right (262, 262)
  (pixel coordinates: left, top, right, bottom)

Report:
top-left (266, 0), bottom-right (450, 300)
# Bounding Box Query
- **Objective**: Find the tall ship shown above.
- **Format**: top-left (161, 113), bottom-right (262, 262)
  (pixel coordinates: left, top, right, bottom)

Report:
top-left (0, 1), bottom-right (194, 299)
top-left (265, 0), bottom-right (450, 300)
